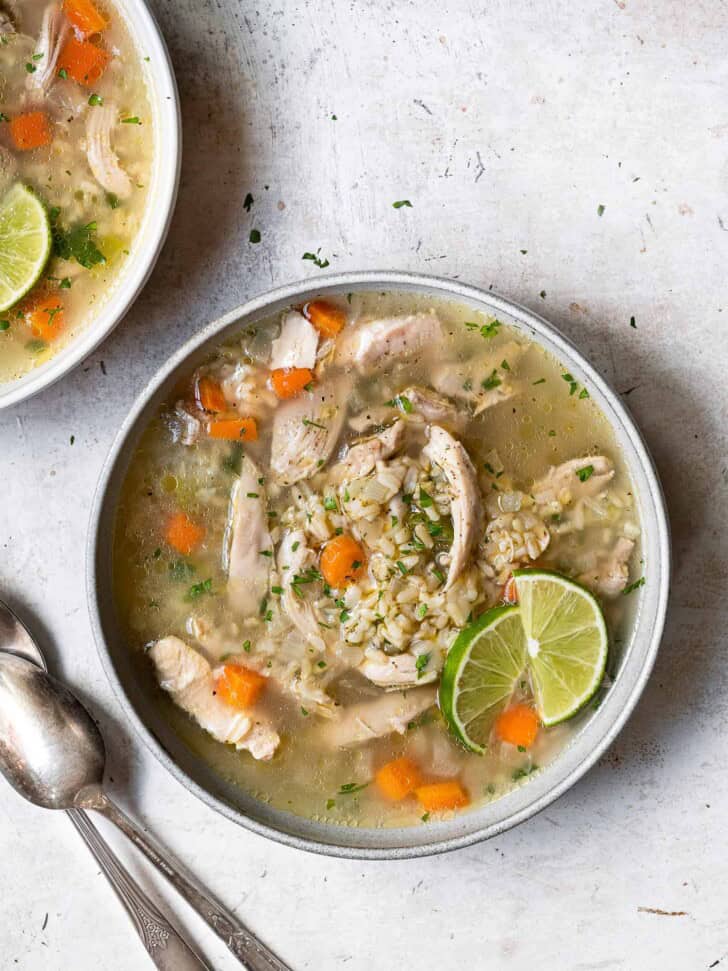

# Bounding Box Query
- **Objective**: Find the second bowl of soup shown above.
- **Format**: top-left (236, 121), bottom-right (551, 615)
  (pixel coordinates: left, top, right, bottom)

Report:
top-left (0, 0), bottom-right (179, 406)
top-left (89, 272), bottom-right (670, 858)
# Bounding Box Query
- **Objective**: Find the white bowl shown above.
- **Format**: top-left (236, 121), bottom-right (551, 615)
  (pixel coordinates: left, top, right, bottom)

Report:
top-left (89, 271), bottom-right (671, 859)
top-left (0, 0), bottom-right (181, 410)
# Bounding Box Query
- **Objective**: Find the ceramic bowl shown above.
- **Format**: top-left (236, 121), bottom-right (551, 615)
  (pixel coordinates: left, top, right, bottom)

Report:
top-left (88, 272), bottom-right (670, 859)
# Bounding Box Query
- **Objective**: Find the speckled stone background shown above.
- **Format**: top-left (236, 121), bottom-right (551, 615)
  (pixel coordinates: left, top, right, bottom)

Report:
top-left (1, 0), bottom-right (727, 968)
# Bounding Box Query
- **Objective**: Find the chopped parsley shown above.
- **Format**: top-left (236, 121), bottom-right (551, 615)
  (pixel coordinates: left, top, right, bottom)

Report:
top-left (326, 798), bottom-right (336, 810)
top-left (415, 653), bottom-right (431, 678)
top-left (323, 495), bottom-right (338, 512)
top-left (242, 640), bottom-right (252, 652)
top-left (481, 370), bottom-right (502, 391)
top-left (623, 576), bottom-right (645, 595)
top-left (418, 488), bottom-right (433, 508)
top-left (120, 116), bottom-right (142, 124)
top-left (0, 320), bottom-right (9, 332)
top-left (259, 549), bottom-right (273, 557)
top-left (58, 68), bottom-right (68, 79)
top-left (465, 318), bottom-right (501, 339)
top-left (338, 782), bottom-right (369, 795)
top-left (392, 199), bottom-right (413, 209)
top-left (302, 418), bottom-right (327, 430)
top-left (432, 567), bottom-right (446, 585)
top-left (416, 603), bottom-right (428, 619)
top-left (630, 315), bottom-right (637, 329)
top-left (396, 561), bottom-right (409, 576)
top-left (539, 290), bottom-right (547, 299)
top-left (597, 204), bottom-right (605, 217)
top-left (88, 93), bottom-right (103, 106)
top-left (246, 491), bottom-right (259, 498)
top-left (185, 578), bottom-right (213, 601)
top-left (249, 228), bottom-right (261, 244)
top-left (52, 218), bottom-right (105, 269)
top-left (512, 764), bottom-right (538, 781)
top-left (302, 249), bottom-right (330, 269)
top-left (421, 812), bottom-right (430, 822)
top-left (576, 464), bottom-right (594, 482)
top-left (243, 192), bottom-right (254, 212)
top-left (532, 377), bottom-right (546, 385)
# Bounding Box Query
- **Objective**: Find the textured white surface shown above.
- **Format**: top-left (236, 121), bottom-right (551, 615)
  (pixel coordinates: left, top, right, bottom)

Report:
top-left (1, 0), bottom-right (727, 968)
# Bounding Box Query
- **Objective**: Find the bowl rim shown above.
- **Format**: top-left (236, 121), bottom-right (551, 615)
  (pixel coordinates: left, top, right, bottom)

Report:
top-left (0, 0), bottom-right (181, 410)
top-left (87, 270), bottom-right (671, 859)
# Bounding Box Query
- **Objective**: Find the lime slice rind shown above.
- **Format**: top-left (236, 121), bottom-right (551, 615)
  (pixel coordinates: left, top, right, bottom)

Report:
top-left (0, 183), bottom-right (52, 313)
top-left (439, 605), bottom-right (527, 754)
top-left (514, 569), bottom-right (607, 726)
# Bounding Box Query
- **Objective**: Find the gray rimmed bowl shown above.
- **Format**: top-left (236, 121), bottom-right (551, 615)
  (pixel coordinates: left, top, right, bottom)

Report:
top-left (87, 271), bottom-right (670, 859)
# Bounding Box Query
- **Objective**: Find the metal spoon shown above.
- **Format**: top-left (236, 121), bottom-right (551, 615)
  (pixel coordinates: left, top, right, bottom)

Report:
top-left (0, 600), bottom-right (290, 971)
top-left (0, 600), bottom-right (210, 970)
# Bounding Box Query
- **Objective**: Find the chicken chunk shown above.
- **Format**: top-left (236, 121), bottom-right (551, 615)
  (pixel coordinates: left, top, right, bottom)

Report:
top-left (359, 649), bottom-right (437, 687)
top-left (399, 386), bottom-right (464, 426)
top-left (423, 425), bottom-right (481, 589)
top-left (270, 310), bottom-right (319, 370)
top-left (339, 420), bottom-right (406, 478)
top-left (277, 530), bottom-right (326, 652)
top-left (339, 312), bottom-right (442, 374)
top-left (532, 455), bottom-right (614, 508)
top-left (318, 687), bottom-right (437, 748)
top-left (149, 636), bottom-right (279, 760)
top-left (25, 3), bottom-right (68, 96)
top-left (432, 341), bottom-right (526, 414)
top-left (85, 103), bottom-right (133, 199)
top-left (271, 381), bottom-right (345, 484)
top-left (224, 456), bottom-right (272, 615)
top-left (580, 536), bottom-right (635, 597)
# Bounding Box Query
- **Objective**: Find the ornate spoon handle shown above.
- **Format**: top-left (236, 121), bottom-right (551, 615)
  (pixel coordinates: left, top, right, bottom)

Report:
top-left (67, 808), bottom-right (211, 971)
top-left (88, 793), bottom-right (291, 971)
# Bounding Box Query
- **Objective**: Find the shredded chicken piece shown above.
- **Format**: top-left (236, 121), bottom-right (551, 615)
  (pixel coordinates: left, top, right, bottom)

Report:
top-left (85, 103), bottom-right (133, 199)
top-left (359, 648), bottom-right (437, 687)
top-left (318, 687), bottom-right (437, 748)
top-left (423, 425), bottom-right (481, 589)
top-left (339, 420), bottom-right (406, 479)
top-left (580, 536), bottom-right (635, 597)
top-left (271, 380), bottom-right (346, 484)
top-left (26, 3), bottom-right (69, 96)
top-left (432, 341), bottom-right (526, 414)
top-left (532, 456), bottom-right (614, 508)
top-left (270, 311), bottom-right (319, 370)
top-left (170, 401), bottom-right (200, 445)
top-left (224, 456), bottom-right (272, 615)
top-left (400, 386), bottom-right (464, 425)
top-left (149, 636), bottom-right (279, 760)
top-left (277, 530), bottom-right (326, 652)
top-left (338, 312), bottom-right (442, 374)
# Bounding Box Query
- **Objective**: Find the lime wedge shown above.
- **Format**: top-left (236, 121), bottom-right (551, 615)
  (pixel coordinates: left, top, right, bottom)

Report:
top-left (0, 183), bottom-right (52, 313)
top-left (513, 569), bottom-right (607, 725)
top-left (439, 605), bottom-right (527, 754)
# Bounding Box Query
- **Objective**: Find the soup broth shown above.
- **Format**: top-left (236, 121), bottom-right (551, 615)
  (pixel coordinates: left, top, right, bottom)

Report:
top-left (113, 292), bottom-right (642, 827)
top-left (0, 0), bottom-right (153, 382)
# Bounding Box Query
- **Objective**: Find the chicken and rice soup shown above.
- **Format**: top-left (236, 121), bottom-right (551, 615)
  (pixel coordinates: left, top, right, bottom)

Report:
top-left (113, 293), bottom-right (643, 827)
top-left (0, 0), bottom-right (152, 382)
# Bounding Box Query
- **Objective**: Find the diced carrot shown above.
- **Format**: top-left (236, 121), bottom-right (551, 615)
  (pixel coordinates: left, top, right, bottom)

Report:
top-left (207, 418), bottom-right (258, 441)
top-left (376, 757), bottom-right (422, 801)
top-left (271, 367), bottom-right (313, 399)
top-left (22, 293), bottom-right (65, 341)
top-left (494, 703), bottom-right (540, 748)
top-left (503, 576), bottom-right (518, 604)
top-left (62, 0), bottom-right (109, 36)
top-left (320, 534), bottom-right (366, 588)
top-left (303, 300), bottom-right (346, 338)
top-left (9, 112), bottom-right (52, 151)
top-left (165, 511), bottom-right (205, 556)
top-left (196, 376), bottom-right (228, 413)
top-left (215, 664), bottom-right (266, 709)
top-left (57, 36), bottom-right (109, 86)
top-left (415, 781), bottom-right (470, 813)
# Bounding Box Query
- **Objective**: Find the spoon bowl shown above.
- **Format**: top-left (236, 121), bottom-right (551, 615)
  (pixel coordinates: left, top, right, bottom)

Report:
top-left (0, 653), bottom-right (105, 809)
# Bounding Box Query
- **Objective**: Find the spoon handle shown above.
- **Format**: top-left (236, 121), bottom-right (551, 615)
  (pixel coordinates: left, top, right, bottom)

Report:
top-left (94, 795), bottom-right (291, 971)
top-left (67, 809), bottom-right (212, 971)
